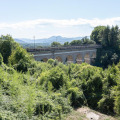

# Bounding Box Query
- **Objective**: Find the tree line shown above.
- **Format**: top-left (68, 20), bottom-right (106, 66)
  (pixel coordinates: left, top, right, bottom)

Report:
top-left (51, 36), bottom-right (95, 47)
top-left (91, 25), bottom-right (120, 68)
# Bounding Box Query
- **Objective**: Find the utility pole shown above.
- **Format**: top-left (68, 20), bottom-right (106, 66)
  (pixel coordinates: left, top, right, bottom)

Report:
top-left (33, 36), bottom-right (35, 49)
top-left (56, 37), bottom-right (57, 42)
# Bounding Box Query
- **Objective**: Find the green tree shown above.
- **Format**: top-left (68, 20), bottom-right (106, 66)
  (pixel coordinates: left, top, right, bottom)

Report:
top-left (114, 79), bottom-right (120, 115)
top-left (0, 53), bottom-right (3, 65)
top-left (70, 40), bottom-right (82, 46)
top-left (91, 25), bottom-right (119, 48)
top-left (101, 25), bottom-right (110, 47)
top-left (0, 35), bottom-right (19, 64)
top-left (81, 36), bottom-right (95, 44)
top-left (64, 42), bottom-right (69, 46)
top-left (51, 42), bottom-right (62, 47)
top-left (9, 47), bottom-right (32, 72)
top-left (90, 26), bottom-right (106, 44)
top-left (110, 25), bottom-right (119, 48)
top-left (93, 25), bottom-right (120, 68)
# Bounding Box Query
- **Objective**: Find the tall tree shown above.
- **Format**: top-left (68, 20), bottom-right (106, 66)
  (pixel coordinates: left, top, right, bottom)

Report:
top-left (70, 40), bottom-right (82, 46)
top-left (90, 26), bottom-right (106, 44)
top-left (51, 42), bottom-right (62, 47)
top-left (0, 35), bottom-right (18, 63)
top-left (92, 25), bottom-right (120, 68)
top-left (101, 25), bottom-right (110, 47)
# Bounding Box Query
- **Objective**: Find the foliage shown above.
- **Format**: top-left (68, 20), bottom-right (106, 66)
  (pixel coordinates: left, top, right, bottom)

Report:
top-left (92, 25), bottom-right (120, 68)
top-left (1, 57), bottom-right (120, 119)
top-left (51, 42), bottom-right (62, 47)
top-left (90, 26), bottom-right (106, 44)
top-left (81, 36), bottom-right (95, 44)
top-left (0, 33), bottom-right (120, 119)
top-left (64, 42), bottom-right (69, 46)
top-left (0, 35), bottom-right (19, 64)
top-left (70, 40), bottom-right (82, 46)
top-left (0, 53), bottom-right (3, 65)
top-left (91, 25), bottom-right (120, 48)
top-left (51, 37), bottom-right (95, 47)
top-left (8, 46), bottom-right (32, 72)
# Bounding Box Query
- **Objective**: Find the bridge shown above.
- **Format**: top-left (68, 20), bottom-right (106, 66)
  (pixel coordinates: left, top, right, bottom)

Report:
top-left (27, 45), bottom-right (101, 64)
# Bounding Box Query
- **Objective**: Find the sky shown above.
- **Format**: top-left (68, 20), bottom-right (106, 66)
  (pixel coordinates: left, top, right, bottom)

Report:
top-left (0, 0), bottom-right (120, 39)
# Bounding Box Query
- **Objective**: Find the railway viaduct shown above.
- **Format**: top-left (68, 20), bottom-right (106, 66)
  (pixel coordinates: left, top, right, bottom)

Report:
top-left (27, 45), bottom-right (101, 64)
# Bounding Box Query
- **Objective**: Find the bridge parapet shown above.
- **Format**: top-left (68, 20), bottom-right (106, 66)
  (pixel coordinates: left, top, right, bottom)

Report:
top-left (27, 44), bottom-right (101, 52)
top-left (28, 45), bottom-right (101, 64)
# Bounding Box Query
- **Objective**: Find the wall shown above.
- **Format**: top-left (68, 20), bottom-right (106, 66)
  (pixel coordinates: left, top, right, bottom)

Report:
top-left (34, 48), bottom-right (96, 64)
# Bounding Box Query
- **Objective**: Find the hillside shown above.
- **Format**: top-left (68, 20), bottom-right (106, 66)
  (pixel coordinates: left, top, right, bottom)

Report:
top-left (0, 28), bottom-right (120, 119)
top-left (14, 36), bottom-right (83, 44)
top-left (0, 59), bottom-right (120, 119)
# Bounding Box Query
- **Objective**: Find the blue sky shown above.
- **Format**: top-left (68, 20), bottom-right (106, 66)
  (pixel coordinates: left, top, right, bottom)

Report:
top-left (0, 0), bottom-right (120, 38)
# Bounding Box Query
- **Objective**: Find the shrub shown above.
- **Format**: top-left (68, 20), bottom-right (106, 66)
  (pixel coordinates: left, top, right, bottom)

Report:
top-left (0, 53), bottom-right (3, 65)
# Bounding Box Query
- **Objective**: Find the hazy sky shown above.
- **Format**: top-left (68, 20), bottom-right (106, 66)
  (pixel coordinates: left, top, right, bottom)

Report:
top-left (0, 0), bottom-right (120, 38)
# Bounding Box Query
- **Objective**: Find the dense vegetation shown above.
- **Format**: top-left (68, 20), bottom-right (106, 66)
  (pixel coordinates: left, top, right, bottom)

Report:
top-left (0, 25), bottom-right (120, 119)
top-left (51, 36), bottom-right (95, 47)
top-left (91, 25), bottom-right (120, 68)
top-left (1, 57), bottom-right (120, 119)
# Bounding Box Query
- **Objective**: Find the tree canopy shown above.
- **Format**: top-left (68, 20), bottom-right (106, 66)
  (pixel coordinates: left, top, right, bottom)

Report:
top-left (51, 41), bottom-right (62, 47)
top-left (91, 25), bottom-right (120, 48)
top-left (92, 25), bottom-right (120, 68)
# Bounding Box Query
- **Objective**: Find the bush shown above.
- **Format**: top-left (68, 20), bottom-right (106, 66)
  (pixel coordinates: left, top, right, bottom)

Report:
top-left (67, 87), bottom-right (84, 107)
top-left (0, 53), bottom-right (3, 65)
top-left (9, 47), bottom-right (33, 72)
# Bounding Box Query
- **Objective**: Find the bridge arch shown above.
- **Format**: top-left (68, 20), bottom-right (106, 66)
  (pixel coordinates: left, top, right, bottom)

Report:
top-left (66, 55), bottom-right (73, 63)
top-left (55, 56), bottom-right (62, 62)
top-left (76, 54), bottom-right (82, 64)
top-left (31, 46), bottom-right (99, 64)
top-left (90, 52), bottom-right (96, 64)
top-left (84, 53), bottom-right (90, 64)
top-left (41, 58), bottom-right (48, 62)
top-left (91, 52), bottom-right (96, 58)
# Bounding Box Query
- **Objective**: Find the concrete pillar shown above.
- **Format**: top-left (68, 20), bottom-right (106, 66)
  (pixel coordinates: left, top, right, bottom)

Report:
top-left (73, 54), bottom-right (77, 63)
top-left (90, 52), bottom-right (93, 59)
top-left (82, 53), bottom-right (85, 63)
top-left (34, 56), bottom-right (42, 61)
top-left (52, 51), bottom-right (55, 59)
top-left (89, 52), bottom-right (93, 64)
top-left (62, 56), bottom-right (66, 64)
top-left (90, 51), bottom-right (96, 64)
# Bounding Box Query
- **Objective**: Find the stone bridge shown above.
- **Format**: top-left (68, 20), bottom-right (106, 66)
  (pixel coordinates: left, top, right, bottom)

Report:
top-left (27, 45), bottom-right (101, 64)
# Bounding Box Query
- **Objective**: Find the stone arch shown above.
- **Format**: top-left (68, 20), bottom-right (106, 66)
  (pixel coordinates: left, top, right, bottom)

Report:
top-left (41, 58), bottom-right (48, 62)
top-left (76, 54), bottom-right (83, 64)
top-left (91, 52), bottom-right (96, 64)
top-left (55, 56), bottom-right (62, 62)
top-left (66, 55), bottom-right (73, 63)
top-left (91, 52), bottom-right (96, 58)
top-left (84, 53), bottom-right (90, 64)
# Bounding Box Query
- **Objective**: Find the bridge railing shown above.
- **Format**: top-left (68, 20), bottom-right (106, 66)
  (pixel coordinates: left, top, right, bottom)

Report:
top-left (27, 44), bottom-right (102, 52)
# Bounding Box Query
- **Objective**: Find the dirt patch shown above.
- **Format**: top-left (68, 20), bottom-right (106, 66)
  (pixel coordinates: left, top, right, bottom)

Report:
top-left (86, 112), bottom-right (99, 120)
top-left (77, 107), bottom-right (90, 114)
top-left (76, 107), bottom-right (116, 120)
top-left (66, 106), bottom-right (117, 120)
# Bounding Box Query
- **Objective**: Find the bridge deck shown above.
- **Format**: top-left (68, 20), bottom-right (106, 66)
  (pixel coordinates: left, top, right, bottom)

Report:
top-left (27, 45), bottom-right (101, 52)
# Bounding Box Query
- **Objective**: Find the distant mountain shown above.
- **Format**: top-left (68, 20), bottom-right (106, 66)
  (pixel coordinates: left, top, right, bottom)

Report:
top-left (14, 39), bottom-right (26, 43)
top-left (14, 36), bottom-right (83, 44)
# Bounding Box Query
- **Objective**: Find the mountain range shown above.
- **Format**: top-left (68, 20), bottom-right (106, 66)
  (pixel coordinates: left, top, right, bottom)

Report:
top-left (14, 36), bottom-right (83, 45)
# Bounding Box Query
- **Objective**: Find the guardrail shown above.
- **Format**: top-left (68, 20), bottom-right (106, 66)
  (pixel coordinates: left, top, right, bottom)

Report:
top-left (27, 44), bottom-right (102, 52)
